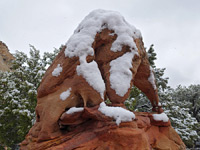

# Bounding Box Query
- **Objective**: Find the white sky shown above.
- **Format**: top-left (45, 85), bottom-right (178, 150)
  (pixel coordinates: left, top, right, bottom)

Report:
top-left (0, 0), bottom-right (200, 88)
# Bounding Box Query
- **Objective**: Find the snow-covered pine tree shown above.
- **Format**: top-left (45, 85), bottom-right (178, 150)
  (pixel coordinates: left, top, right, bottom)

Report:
top-left (0, 51), bottom-right (33, 149)
top-left (147, 44), bottom-right (169, 92)
top-left (172, 85), bottom-right (200, 123)
top-left (163, 86), bottom-right (200, 148)
top-left (0, 46), bottom-right (59, 149)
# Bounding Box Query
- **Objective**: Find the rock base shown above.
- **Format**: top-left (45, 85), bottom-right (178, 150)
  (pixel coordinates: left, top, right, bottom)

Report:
top-left (21, 112), bottom-right (185, 150)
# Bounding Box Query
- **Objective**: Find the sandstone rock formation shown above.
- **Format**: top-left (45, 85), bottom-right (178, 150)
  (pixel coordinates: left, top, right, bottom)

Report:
top-left (21, 110), bottom-right (185, 150)
top-left (21, 9), bottom-right (185, 150)
top-left (0, 41), bottom-right (15, 71)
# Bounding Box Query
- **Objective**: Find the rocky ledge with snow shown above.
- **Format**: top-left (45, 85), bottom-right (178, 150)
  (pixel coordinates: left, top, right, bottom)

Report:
top-left (21, 109), bottom-right (185, 150)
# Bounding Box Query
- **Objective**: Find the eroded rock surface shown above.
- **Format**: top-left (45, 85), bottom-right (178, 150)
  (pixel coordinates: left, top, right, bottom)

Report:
top-left (0, 41), bottom-right (15, 71)
top-left (20, 9), bottom-right (184, 150)
top-left (21, 111), bottom-right (185, 150)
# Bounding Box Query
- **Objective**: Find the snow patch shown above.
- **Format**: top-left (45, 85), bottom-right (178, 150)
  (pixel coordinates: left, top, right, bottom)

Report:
top-left (66, 107), bottom-right (84, 114)
top-left (65, 9), bottom-right (141, 58)
top-left (148, 66), bottom-right (157, 90)
top-left (37, 70), bottom-right (45, 76)
top-left (76, 59), bottom-right (105, 99)
top-left (109, 52), bottom-right (137, 97)
top-left (60, 88), bottom-right (71, 101)
top-left (152, 113), bottom-right (169, 122)
top-left (52, 64), bottom-right (63, 77)
top-left (109, 33), bottom-right (115, 36)
top-left (98, 102), bottom-right (135, 125)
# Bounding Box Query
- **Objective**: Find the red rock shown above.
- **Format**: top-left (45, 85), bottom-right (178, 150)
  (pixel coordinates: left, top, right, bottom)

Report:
top-left (0, 41), bottom-right (15, 71)
top-left (31, 28), bottom-right (163, 141)
top-left (21, 10), bottom-right (184, 150)
top-left (21, 111), bottom-right (185, 150)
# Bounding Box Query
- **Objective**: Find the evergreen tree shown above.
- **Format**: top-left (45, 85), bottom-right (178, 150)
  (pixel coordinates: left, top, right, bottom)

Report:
top-left (163, 87), bottom-right (200, 148)
top-left (147, 44), bottom-right (169, 92)
top-left (0, 46), bottom-right (59, 149)
top-left (172, 85), bottom-right (200, 122)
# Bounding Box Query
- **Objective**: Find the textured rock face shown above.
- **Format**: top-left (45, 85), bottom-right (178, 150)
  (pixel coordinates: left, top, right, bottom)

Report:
top-left (21, 111), bottom-right (185, 150)
top-left (0, 41), bottom-right (15, 71)
top-left (32, 31), bottom-right (163, 142)
top-left (21, 10), bottom-right (184, 149)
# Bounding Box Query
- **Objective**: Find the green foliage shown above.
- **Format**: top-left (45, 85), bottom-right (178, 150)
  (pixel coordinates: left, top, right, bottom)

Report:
top-left (172, 85), bottom-right (200, 123)
top-left (125, 87), bottom-right (140, 111)
top-left (147, 44), bottom-right (169, 91)
top-left (162, 87), bottom-right (200, 148)
top-left (0, 46), bottom-right (59, 149)
top-left (42, 46), bottom-right (61, 67)
top-left (147, 44), bottom-right (157, 68)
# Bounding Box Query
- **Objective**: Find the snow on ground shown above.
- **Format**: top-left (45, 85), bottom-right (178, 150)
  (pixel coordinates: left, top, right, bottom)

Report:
top-left (64, 9), bottom-right (141, 99)
top-left (152, 113), bottom-right (169, 122)
top-left (148, 66), bottom-right (157, 90)
top-left (66, 107), bottom-right (84, 114)
top-left (109, 51), bottom-right (137, 97)
top-left (76, 58), bottom-right (105, 99)
top-left (98, 102), bottom-right (135, 125)
top-left (52, 64), bottom-right (62, 77)
top-left (60, 88), bottom-right (71, 101)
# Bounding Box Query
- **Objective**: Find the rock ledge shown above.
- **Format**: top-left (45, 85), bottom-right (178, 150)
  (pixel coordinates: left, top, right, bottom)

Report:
top-left (21, 111), bottom-right (185, 150)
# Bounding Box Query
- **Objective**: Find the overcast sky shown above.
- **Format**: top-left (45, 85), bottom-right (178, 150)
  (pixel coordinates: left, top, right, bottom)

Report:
top-left (0, 0), bottom-right (200, 88)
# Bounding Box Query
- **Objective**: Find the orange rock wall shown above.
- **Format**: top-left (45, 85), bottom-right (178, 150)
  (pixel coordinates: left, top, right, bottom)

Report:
top-left (0, 41), bottom-right (14, 71)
